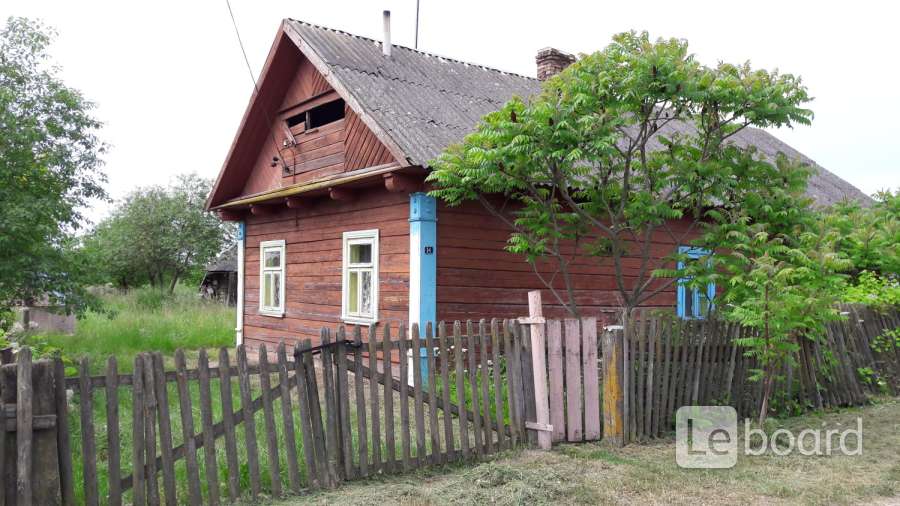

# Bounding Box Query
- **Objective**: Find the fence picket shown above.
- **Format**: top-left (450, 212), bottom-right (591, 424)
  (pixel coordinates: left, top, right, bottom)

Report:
top-left (320, 329), bottom-right (342, 485)
top-left (293, 341), bottom-right (320, 489)
top-left (453, 322), bottom-right (470, 459)
top-left (301, 338), bottom-right (330, 487)
top-left (491, 319), bottom-right (507, 450)
top-left (439, 322), bottom-right (456, 459)
top-left (546, 320), bottom-right (564, 443)
top-left (644, 317), bottom-right (656, 438)
top-left (564, 319), bottom-right (583, 442)
top-left (78, 358), bottom-right (98, 506)
top-left (197, 349), bottom-right (221, 505)
top-left (466, 321), bottom-right (483, 457)
top-left (105, 358), bottom-right (122, 506)
top-left (335, 330), bottom-right (354, 480)
top-left (478, 320), bottom-right (494, 454)
top-left (257, 345), bottom-right (283, 496)
top-left (131, 357), bottom-right (146, 506)
top-left (151, 353), bottom-right (177, 506)
top-left (236, 345), bottom-right (262, 497)
top-left (140, 354), bottom-right (159, 505)
top-left (173, 350), bottom-right (202, 506)
top-left (217, 348), bottom-right (240, 500)
top-left (582, 318), bottom-right (600, 441)
top-left (382, 324), bottom-right (396, 473)
top-left (397, 325), bottom-right (412, 471)
top-left (411, 323), bottom-right (427, 465)
top-left (366, 325), bottom-right (382, 474)
top-left (426, 323), bottom-right (443, 463)
top-left (276, 342), bottom-right (301, 493)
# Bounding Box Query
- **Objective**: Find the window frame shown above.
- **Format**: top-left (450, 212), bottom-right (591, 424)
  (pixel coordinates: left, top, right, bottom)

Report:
top-left (258, 239), bottom-right (286, 317)
top-left (341, 229), bottom-right (379, 325)
top-left (676, 246), bottom-right (716, 320)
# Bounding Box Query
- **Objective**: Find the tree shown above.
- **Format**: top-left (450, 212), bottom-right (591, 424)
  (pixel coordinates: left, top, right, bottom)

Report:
top-left (696, 170), bottom-right (850, 424)
top-left (83, 174), bottom-right (232, 293)
top-left (428, 31), bottom-right (812, 317)
top-left (0, 17), bottom-right (107, 313)
top-left (825, 189), bottom-right (899, 279)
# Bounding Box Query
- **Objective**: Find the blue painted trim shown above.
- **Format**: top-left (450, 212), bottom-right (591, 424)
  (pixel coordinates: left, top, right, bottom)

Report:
top-left (677, 246), bottom-right (715, 319)
top-left (236, 221), bottom-right (246, 241)
top-left (410, 192), bottom-right (437, 381)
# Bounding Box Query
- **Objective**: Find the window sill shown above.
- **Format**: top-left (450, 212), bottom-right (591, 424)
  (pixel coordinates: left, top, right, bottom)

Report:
top-left (259, 310), bottom-right (285, 318)
top-left (341, 316), bottom-right (377, 326)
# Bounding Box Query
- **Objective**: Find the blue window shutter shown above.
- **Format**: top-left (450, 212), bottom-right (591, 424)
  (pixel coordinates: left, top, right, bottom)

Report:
top-left (677, 245), bottom-right (713, 320)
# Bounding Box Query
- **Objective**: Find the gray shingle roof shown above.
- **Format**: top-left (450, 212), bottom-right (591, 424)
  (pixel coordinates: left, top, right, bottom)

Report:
top-left (287, 19), bottom-right (871, 207)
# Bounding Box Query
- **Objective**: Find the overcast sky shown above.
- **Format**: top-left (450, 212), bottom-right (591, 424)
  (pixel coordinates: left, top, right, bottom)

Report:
top-left (3, 0), bottom-right (897, 223)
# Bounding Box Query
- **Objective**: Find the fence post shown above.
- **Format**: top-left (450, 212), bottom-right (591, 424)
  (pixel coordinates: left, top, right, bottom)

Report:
top-left (518, 290), bottom-right (552, 450)
top-left (1, 351), bottom-right (62, 506)
top-left (602, 328), bottom-right (625, 447)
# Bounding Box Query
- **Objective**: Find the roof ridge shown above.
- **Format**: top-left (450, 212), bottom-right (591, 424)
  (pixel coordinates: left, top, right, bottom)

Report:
top-left (285, 18), bottom-right (540, 82)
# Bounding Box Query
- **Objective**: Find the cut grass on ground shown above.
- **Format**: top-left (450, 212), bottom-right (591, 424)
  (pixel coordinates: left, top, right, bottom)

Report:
top-left (274, 398), bottom-right (900, 506)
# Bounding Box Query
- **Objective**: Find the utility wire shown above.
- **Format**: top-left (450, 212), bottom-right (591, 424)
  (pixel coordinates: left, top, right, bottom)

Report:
top-left (224, 0), bottom-right (291, 173)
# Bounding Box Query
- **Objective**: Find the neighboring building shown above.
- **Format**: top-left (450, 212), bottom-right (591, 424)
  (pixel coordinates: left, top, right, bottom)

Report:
top-left (206, 18), bottom-right (871, 349)
top-left (13, 296), bottom-right (76, 335)
top-left (200, 245), bottom-right (238, 306)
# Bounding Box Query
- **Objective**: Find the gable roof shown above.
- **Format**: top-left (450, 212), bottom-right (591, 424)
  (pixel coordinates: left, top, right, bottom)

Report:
top-left (208, 19), bottom-right (870, 209)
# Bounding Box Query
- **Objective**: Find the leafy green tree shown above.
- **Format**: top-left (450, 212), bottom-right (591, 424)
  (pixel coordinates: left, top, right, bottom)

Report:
top-left (0, 17), bottom-right (107, 313)
top-left (825, 189), bottom-right (899, 279)
top-left (84, 174), bottom-right (232, 293)
top-left (428, 31), bottom-right (812, 317)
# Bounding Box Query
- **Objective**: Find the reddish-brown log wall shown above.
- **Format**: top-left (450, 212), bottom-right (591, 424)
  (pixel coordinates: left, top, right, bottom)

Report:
top-left (436, 200), bottom-right (695, 323)
top-left (241, 186), bottom-right (410, 349)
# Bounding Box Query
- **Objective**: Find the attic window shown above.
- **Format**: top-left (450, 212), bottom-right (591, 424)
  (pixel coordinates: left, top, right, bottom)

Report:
top-left (285, 98), bottom-right (345, 131)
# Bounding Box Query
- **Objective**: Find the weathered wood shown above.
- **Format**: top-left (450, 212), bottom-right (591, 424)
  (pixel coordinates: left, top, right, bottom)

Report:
top-left (564, 319), bottom-right (583, 442)
top-left (173, 350), bottom-right (202, 506)
top-left (426, 323), bottom-right (442, 462)
top-left (601, 328), bottom-right (625, 447)
top-left (140, 354), bottom-right (159, 505)
top-left (276, 343), bottom-right (302, 493)
top-left (78, 357), bottom-right (98, 506)
top-left (397, 325), bottom-right (412, 471)
top-left (478, 320), bottom-right (494, 454)
top-left (302, 338), bottom-right (330, 488)
top-left (635, 312), bottom-right (647, 440)
top-left (503, 321), bottom-right (520, 447)
top-left (197, 350), bottom-right (221, 505)
top-left (546, 319), bottom-right (564, 443)
top-left (351, 328), bottom-right (368, 478)
top-left (644, 318), bottom-right (656, 438)
top-left (453, 322), bottom-right (469, 459)
top-left (15, 349), bottom-right (34, 506)
top-left (412, 323), bottom-right (428, 464)
top-left (54, 358), bottom-right (75, 506)
top-left (131, 357), bottom-right (146, 506)
top-left (439, 322), bottom-right (455, 459)
top-left (237, 345), bottom-right (262, 497)
top-left (293, 342), bottom-right (320, 488)
top-left (491, 319), bottom-right (507, 450)
top-left (257, 345), bottom-right (283, 496)
top-left (518, 322), bottom-right (537, 447)
top-left (657, 319), bottom-right (672, 434)
top-left (151, 353), bottom-right (177, 506)
top-left (217, 348), bottom-right (240, 500)
top-left (582, 318), bottom-right (600, 441)
top-left (104, 358), bottom-right (122, 506)
top-left (382, 324), bottom-right (396, 472)
top-left (320, 329), bottom-right (341, 485)
top-left (367, 325), bottom-right (382, 474)
top-left (466, 321), bottom-right (483, 457)
top-left (525, 291), bottom-right (551, 449)
top-left (335, 330), bottom-right (354, 479)
top-left (0, 361), bottom-right (5, 506)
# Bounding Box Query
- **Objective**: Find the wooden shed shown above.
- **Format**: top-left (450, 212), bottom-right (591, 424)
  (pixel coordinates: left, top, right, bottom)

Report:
top-left (206, 18), bottom-right (871, 349)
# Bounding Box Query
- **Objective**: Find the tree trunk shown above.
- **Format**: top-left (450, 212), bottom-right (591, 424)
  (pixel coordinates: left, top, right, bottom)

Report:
top-left (167, 272), bottom-right (179, 294)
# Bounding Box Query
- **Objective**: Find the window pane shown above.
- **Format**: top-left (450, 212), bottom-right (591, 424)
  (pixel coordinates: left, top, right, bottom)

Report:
top-left (361, 270), bottom-right (372, 315)
top-left (350, 243), bottom-right (371, 264)
top-left (263, 273), bottom-right (273, 307)
top-left (264, 248), bottom-right (281, 268)
top-left (698, 289), bottom-right (711, 318)
top-left (685, 287), bottom-right (695, 318)
top-left (273, 272), bottom-right (281, 309)
top-left (348, 271), bottom-right (358, 313)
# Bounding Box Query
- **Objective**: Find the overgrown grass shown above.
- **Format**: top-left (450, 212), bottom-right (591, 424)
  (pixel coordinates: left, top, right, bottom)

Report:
top-left (25, 285), bottom-right (234, 373)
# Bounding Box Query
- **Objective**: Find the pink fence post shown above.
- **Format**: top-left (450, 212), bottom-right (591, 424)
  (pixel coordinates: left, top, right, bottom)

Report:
top-left (518, 290), bottom-right (552, 450)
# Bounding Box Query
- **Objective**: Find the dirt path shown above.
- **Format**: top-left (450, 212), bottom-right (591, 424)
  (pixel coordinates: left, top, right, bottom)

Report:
top-left (269, 398), bottom-right (900, 505)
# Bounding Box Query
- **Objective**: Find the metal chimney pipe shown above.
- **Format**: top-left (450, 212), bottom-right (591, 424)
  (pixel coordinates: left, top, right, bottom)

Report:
top-left (382, 10), bottom-right (392, 57)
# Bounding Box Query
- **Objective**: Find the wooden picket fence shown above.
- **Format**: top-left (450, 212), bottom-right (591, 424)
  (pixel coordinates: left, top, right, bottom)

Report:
top-left (0, 319), bottom-right (534, 505)
top-left (620, 304), bottom-right (900, 441)
top-left (1, 301), bottom-right (898, 504)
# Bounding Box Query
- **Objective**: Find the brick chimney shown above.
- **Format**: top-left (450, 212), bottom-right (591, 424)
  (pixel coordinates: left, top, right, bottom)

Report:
top-left (536, 47), bottom-right (575, 80)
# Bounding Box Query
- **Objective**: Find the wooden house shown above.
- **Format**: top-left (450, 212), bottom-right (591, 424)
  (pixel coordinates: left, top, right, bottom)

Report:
top-left (206, 17), bottom-right (871, 349)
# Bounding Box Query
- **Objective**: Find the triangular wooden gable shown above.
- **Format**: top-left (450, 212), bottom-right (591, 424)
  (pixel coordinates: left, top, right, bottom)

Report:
top-left (206, 23), bottom-right (400, 209)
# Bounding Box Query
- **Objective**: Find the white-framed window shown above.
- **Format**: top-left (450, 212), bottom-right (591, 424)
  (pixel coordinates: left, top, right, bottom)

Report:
top-left (258, 240), bottom-right (286, 317)
top-left (342, 229), bottom-right (379, 324)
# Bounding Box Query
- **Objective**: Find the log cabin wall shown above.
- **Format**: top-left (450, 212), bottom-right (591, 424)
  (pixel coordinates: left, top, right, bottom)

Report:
top-left (241, 57), bottom-right (395, 196)
top-left (241, 186), bottom-right (410, 348)
top-left (436, 200), bottom-right (697, 323)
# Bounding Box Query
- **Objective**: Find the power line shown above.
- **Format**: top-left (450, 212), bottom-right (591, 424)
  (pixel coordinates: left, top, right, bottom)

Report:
top-left (224, 0), bottom-right (291, 173)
